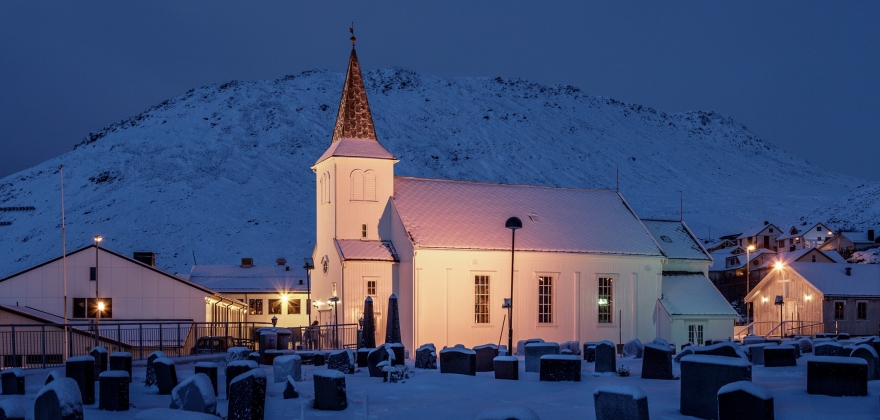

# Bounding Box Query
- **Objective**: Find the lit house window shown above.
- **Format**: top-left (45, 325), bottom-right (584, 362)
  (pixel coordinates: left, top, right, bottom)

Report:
top-left (73, 298), bottom-right (113, 319)
top-left (474, 275), bottom-right (490, 324)
top-left (269, 299), bottom-right (282, 315)
top-left (598, 277), bottom-right (613, 323)
top-left (288, 299), bottom-right (301, 315)
top-left (538, 276), bottom-right (553, 323)
top-left (834, 301), bottom-right (845, 320)
top-left (249, 299), bottom-right (263, 315)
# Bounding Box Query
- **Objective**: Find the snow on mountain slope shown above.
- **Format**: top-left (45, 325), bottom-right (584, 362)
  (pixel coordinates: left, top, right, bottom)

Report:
top-left (0, 68), bottom-right (870, 276)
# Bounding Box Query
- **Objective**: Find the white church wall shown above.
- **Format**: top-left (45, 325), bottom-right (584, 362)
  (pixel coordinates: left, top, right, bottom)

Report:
top-left (330, 157), bottom-right (395, 241)
top-left (336, 261), bottom-right (395, 342)
top-left (390, 203), bottom-right (415, 349)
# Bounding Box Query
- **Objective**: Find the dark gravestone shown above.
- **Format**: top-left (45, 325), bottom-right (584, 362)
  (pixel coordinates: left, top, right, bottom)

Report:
top-left (98, 370), bottom-right (130, 411)
top-left (837, 333), bottom-right (850, 340)
top-left (808, 356), bottom-right (867, 396)
top-left (493, 356), bottom-right (518, 380)
top-left (170, 373), bottom-right (216, 415)
top-left (414, 344), bottom-right (437, 369)
top-left (262, 350), bottom-right (282, 366)
top-left (779, 340), bottom-right (802, 358)
top-left (440, 346), bottom-right (477, 376)
top-left (388, 343), bottom-right (405, 366)
top-left (742, 335), bottom-right (767, 345)
top-left (45, 370), bottom-right (64, 385)
top-left (247, 352), bottom-right (261, 365)
top-left (283, 375), bottom-right (298, 399)
top-left (641, 343), bottom-right (674, 380)
top-left (313, 370), bottom-right (347, 411)
top-left (850, 344), bottom-right (880, 381)
top-left (385, 294), bottom-right (402, 344)
top-left (473, 344), bottom-right (499, 372)
top-left (357, 348), bottom-right (372, 368)
top-left (328, 349), bottom-right (355, 374)
top-left (539, 355), bottom-right (581, 382)
top-left (361, 296), bottom-right (376, 348)
top-left (90, 346), bottom-right (108, 379)
top-left (798, 337), bottom-right (813, 354)
top-left (34, 377), bottom-right (84, 420)
top-left (680, 354), bottom-right (752, 420)
top-left (814, 342), bottom-right (845, 357)
top-left (585, 345), bottom-right (597, 362)
top-left (367, 346), bottom-right (393, 377)
top-left (622, 338), bottom-right (643, 359)
top-left (516, 338), bottom-right (544, 356)
top-left (225, 360), bottom-right (257, 396)
top-left (313, 353), bottom-right (326, 366)
top-left (763, 345), bottom-right (797, 368)
top-left (746, 343), bottom-right (777, 365)
top-left (593, 385), bottom-right (649, 420)
top-left (144, 351), bottom-right (166, 388)
top-left (1, 368), bottom-right (25, 395)
top-left (109, 352), bottom-right (132, 383)
top-left (228, 369), bottom-right (267, 420)
top-left (194, 362), bottom-right (219, 396)
top-left (594, 341), bottom-right (617, 373)
top-left (693, 342), bottom-right (745, 359)
top-left (717, 380), bottom-right (774, 420)
top-left (525, 342), bottom-right (558, 373)
top-left (65, 355), bottom-right (95, 405)
top-left (0, 398), bottom-right (25, 420)
top-left (272, 355), bottom-right (301, 383)
top-left (153, 358), bottom-right (178, 395)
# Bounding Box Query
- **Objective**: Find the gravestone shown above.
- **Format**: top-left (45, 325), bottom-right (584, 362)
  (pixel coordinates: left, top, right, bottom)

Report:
top-left (388, 343), bottom-right (405, 366)
top-left (247, 352), bottom-right (261, 365)
top-left (226, 360), bottom-right (257, 395)
top-left (679, 354), bottom-right (752, 420)
top-left (109, 352), bottom-right (132, 383)
top-left (837, 333), bottom-right (850, 340)
top-left (1, 368), bottom-right (25, 395)
top-left (815, 342), bottom-right (846, 357)
top-left (746, 343), bottom-right (777, 365)
top-left (272, 355), bottom-right (301, 383)
top-left (133, 408), bottom-right (219, 420)
top-left (593, 385), bottom-right (649, 420)
top-left (622, 338), bottom-right (643, 359)
top-left (228, 369), bottom-right (267, 420)
top-left (594, 341), bottom-right (617, 373)
top-left (440, 345), bottom-right (477, 376)
top-left (283, 375), bottom-right (298, 399)
top-left (226, 347), bottom-right (251, 364)
top-left (328, 349), bottom-right (356, 374)
top-left (98, 370), bottom-right (130, 411)
top-left (313, 353), bottom-right (326, 366)
top-left (415, 344), bottom-right (437, 369)
top-left (367, 345), bottom-right (393, 377)
top-left (798, 337), bottom-right (813, 354)
top-left (742, 335), bottom-right (767, 345)
top-left (641, 343), bottom-right (674, 380)
top-left (357, 347), bottom-right (372, 368)
top-left (0, 398), bottom-right (25, 420)
top-left (144, 351), bottom-right (166, 388)
top-left (808, 356), bottom-right (867, 396)
top-left (693, 342), bottom-right (747, 359)
top-left (539, 355), bottom-right (581, 381)
top-left (476, 407), bottom-right (540, 420)
top-left (65, 355), bottom-right (95, 405)
top-left (153, 357), bottom-right (178, 395)
top-left (473, 344), bottom-right (499, 372)
top-left (763, 345), bottom-right (797, 367)
top-left (493, 356), bottom-right (518, 380)
top-left (516, 338), bottom-right (544, 356)
top-left (313, 370), bottom-right (347, 411)
top-left (34, 377), bottom-right (84, 420)
top-left (561, 341), bottom-right (581, 355)
top-left (170, 373), bottom-right (216, 415)
top-left (361, 296), bottom-right (376, 348)
top-left (90, 346), bottom-right (108, 379)
top-left (584, 344), bottom-right (597, 362)
top-left (717, 380), bottom-right (774, 420)
top-left (45, 370), bottom-right (64, 385)
top-left (525, 342), bottom-right (559, 373)
top-left (262, 349), bottom-right (282, 366)
top-left (778, 340), bottom-right (802, 358)
top-left (850, 344), bottom-right (880, 380)
top-left (194, 362), bottom-right (218, 396)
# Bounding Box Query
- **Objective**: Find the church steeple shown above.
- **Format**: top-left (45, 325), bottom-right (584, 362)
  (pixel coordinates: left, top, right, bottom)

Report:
top-left (330, 48), bottom-right (377, 144)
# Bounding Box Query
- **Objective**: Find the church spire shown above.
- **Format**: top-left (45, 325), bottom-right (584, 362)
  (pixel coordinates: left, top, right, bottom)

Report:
top-left (330, 31), bottom-right (377, 144)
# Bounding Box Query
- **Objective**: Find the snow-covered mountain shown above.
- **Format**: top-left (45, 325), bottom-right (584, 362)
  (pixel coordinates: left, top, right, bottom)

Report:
top-left (0, 68), bottom-right (874, 276)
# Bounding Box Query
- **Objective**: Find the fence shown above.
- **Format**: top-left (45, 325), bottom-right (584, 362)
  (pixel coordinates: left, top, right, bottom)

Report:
top-left (734, 320), bottom-right (830, 340)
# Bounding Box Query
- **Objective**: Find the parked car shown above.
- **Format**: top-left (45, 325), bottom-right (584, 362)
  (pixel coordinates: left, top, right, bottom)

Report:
top-left (190, 336), bottom-right (251, 354)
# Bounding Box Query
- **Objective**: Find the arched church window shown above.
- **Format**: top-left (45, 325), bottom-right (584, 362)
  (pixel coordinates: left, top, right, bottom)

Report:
top-left (351, 170), bottom-right (364, 201)
top-left (322, 172), bottom-right (331, 204)
top-left (364, 170), bottom-right (376, 201)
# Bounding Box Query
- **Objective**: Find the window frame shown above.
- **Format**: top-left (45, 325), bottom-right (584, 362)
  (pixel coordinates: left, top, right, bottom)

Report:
top-left (688, 323), bottom-right (705, 346)
top-left (597, 274), bottom-right (616, 325)
top-left (366, 279), bottom-right (377, 296)
top-left (73, 297), bottom-right (112, 319)
top-left (857, 301), bottom-right (867, 321)
top-left (537, 274), bottom-right (555, 324)
top-left (249, 298), bottom-right (264, 315)
top-left (268, 299), bottom-right (282, 315)
top-left (474, 274), bottom-right (491, 324)
top-left (287, 299), bottom-right (301, 315)
top-left (834, 301), bottom-right (845, 320)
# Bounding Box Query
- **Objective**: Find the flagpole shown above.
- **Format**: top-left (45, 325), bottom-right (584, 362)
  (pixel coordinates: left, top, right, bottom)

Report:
top-left (61, 165), bottom-right (69, 361)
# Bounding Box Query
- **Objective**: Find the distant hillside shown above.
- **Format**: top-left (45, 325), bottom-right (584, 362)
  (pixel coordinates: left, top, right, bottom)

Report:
top-left (0, 68), bottom-right (871, 276)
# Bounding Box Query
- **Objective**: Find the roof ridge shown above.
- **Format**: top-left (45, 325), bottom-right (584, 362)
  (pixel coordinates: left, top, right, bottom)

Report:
top-left (394, 176), bottom-right (617, 193)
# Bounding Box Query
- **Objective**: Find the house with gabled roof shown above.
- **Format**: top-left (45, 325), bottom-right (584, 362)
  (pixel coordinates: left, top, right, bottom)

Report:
top-left (776, 222), bottom-right (833, 253)
top-left (735, 222), bottom-right (782, 251)
top-left (818, 229), bottom-right (880, 259)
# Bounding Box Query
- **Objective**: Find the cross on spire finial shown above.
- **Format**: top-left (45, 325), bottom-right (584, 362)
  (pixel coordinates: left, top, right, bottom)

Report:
top-left (350, 23), bottom-right (356, 48)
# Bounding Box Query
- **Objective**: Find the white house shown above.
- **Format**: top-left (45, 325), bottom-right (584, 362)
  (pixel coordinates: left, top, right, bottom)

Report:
top-left (818, 229), bottom-right (879, 259)
top-left (735, 223), bottom-right (782, 251)
top-left (310, 46), bottom-right (697, 352)
top-left (776, 222), bottom-right (832, 253)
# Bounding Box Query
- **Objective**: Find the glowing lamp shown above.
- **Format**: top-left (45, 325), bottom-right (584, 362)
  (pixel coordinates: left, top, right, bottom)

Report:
top-left (774, 261), bottom-right (784, 270)
top-left (747, 244), bottom-right (756, 251)
top-left (762, 297), bottom-right (768, 303)
top-left (97, 301), bottom-right (105, 311)
top-left (598, 298), bottom-right (609, 305)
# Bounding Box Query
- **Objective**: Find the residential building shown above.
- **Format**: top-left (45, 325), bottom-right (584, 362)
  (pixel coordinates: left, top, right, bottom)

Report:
top-left (735, 222), bottom-right (782, 251)
top-left (776, 222), bottom-right (832, 253)
top-left (818, 230), bottom-right (879, 259)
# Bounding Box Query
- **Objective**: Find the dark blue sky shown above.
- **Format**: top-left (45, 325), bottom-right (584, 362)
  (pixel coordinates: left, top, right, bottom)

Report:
top-left (2, 2), bottom-right (878, 180)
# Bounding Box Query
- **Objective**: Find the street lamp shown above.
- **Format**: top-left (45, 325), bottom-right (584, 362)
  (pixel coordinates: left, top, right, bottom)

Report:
top-left (94, 235), bottom-right (103, 329)
top-left (745, 244), bottom-right (756, 323)
top-left (505, 216), bottom-right (522, 356)
top-left (774, 295), bottom-right (784, 338)
top-left (303, 258), bottom-right (314, 323)
top-left (271, 315), bottom-right (278, 327)
top-left (328, 296), bottom-right (340, 348)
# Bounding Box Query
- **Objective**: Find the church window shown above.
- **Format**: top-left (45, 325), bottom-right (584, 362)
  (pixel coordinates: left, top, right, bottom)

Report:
top-left (688, 324), bottom-right (704, 345)
top-left (817, 226), bottom-right (822, 231)
top-left (362, 224), bottom-right (367, 238)
top-left (474, 275), bottom-right (490, 324)
top-left (538, 276), bottom-right (553, 323)
top-left (598, 277), bottom-right (613, 323)
top-left (364, 170), bottom-right (376, 201)
top-left (351, 170), bottom-right (364, 201)
top-left (811, 255), bottom-right (816, 262)
top-left (320, 172), bottom-right (331, 204)
top-left (366, 279), bottom-right (377, 296)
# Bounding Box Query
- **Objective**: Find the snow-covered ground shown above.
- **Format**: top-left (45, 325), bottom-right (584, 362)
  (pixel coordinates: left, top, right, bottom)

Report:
top-left (2, 352), bottom-right (878, 419)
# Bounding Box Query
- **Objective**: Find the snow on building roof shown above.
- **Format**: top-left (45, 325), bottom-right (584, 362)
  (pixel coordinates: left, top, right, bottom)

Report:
top-left (776, 229), bottom-right (801, 241)
top-left (838, 231), bottom-right (880, 244)
top-left (188, 264), bottom-right (308, 293)
top-left (392, 177), bottom-right (663, 256)
top-left (313, 138), bottom-right (396, 166)
top-left (335, 239), bottom-right (399, 262)
top-left (736, 223), bottom-right (779, 239)
top-left (660, 274), bottom-right (738, 317)
top-left (788, 263), bottom-right (880, 297)
top-left (642, 219), bottom-right (711, 261)
top-left (709, 248), bottom-right (774, 272)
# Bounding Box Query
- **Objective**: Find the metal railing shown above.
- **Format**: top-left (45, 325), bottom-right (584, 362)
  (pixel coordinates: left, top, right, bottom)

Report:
top-left (287, 324), bottom-right (359, 351)
top-left (734, 320), bottom-right (830, 340)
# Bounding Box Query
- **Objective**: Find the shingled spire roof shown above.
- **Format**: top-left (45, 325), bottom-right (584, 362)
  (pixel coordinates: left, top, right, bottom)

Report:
top-left (331, 49), bottom-right (377, 143)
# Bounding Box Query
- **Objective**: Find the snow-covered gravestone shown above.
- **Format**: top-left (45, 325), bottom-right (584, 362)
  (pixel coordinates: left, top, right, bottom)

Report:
top-left (797, 337), bottom-right (813, 354)
top-left (133, 408), bottom-right (219, 420)
top-left (388, 342), bottom-right (405, 366)
top-left (109, 352), bottom-right (132, 383)
top-left (226, 347), bottom-right (251, 364)
top-left (357, 347), bottom-right (372, 368)
top-left (170, 373), bottom-right (216, 415)
top-left (144, 350), bottom-right (166, 388)
top-left (194, 362), bottom-right (218, 396)
top-left (327, 349), bottom-right (355, 374)
top-left (641, 343), bottom-right (673, 380)
top-left (273, 355), bottom-right (301, 383)
top-left (65, 355), bottom-right (95, 405)
top-left (153, 357), bottom-right (179, 395)
top-left (1, 368), bottom-right (25, 395)
top-left (593, 385), bottom-right (649, 420)
top-left (584, 343), bottom-right (597, 362)
top-left (814, 342), bottom-right (845, 357)
top-left (228, 369), bottom-right (267, 420)
top-left (439, 345), bottom-right (476, 376)
top-left (850, 344), bottom-right (880, 380)
top-left (539, 354), bottom-right (581, 382)
top-left (808, 356), bottom-right (867, 396)
top-left (473, 344), bottom-right (499, 372)
top-left (90, 346), bottom-right (108, 378)
top-left (763, 345), bottom-right (797, 367)
top-left (742, 335), bottom-right (767, 345)
top-left (516, 338), bottom-right (543, 356)
top-left (367, 345), bottom-right (393, 378)
top-left (679, 355), bottom-right (752, 420)
top-left (414, 343), bottom-right (437, 369)
top-left (313, 370), bottom-right (347, 411)
top-left (226, 360), bottom-right (257, 395)
top-left (717, 380), bottom-right (774, 420)
top-left (0, 398), bottom-right (25, 420)
top-left (525, 342), bottom-right (558, 373)
top-left (693, 342), bottom-right (746, 359)
top-left (475, 407), bottom-right (540, 420)
top-left (98, 370), bottom-right (130, 411)
top-left (745, 343), bottom-right (776, 365)
top-left (34, 377), bottom-right (84, 420)
top-left (594, 341), bottom-right (617, 373)
top-left (283, 375), bottom-right (298, 399)
top-left (622, 338), bottom-right (643, 359)
top-left (493, 356), bottom-right (518, 380)
top-left (561, 341), bottom-right (581, 355)
top-left (45, 370), bottom-right (64, 385)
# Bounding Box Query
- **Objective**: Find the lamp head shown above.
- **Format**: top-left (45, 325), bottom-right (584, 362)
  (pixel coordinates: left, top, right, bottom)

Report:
top-left (94, 235), bottom-right (103, 243)
top-left (97, 301), bottom-right (105, 311)
top-left (774, 261), bottom-right (784, 270)
top-left (303, 257), bottom-right (314, 270)
top-left (271, 315), bottom-right (277, 327)
top-left (747, 244), bottom-right (756, 251)
top-left (505, 217), bottom-right (523, 231)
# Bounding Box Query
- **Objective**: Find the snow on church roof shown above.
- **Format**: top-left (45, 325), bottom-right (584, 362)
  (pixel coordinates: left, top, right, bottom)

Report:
top-left (660, 273), bottom-right (738, 317)
top-left (641, 219), bottom-right (711, 261)
top-left (392, 177), bottom-right (663, 256)
top-left (335, 239), bottom-right (399, 262)
top-left (314, 138), bottom-right (396, 165)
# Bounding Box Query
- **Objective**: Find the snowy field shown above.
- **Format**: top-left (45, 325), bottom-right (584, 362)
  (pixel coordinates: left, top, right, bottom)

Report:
top-left (2, 353), bottom-right (879, 419)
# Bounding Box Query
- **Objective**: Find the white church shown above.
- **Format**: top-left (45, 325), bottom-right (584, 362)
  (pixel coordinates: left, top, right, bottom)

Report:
top-left (309, 45), bottom-right (737, 352)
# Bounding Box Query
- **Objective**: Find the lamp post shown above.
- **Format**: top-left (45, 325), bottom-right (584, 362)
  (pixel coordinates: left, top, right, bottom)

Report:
top-left (271, 315), bottom-right (278, 328)
top-left (303, 258), bottom-right (314, 323)
top-left (94, 235), bottom-right (103, 330)
top-left (329, 296), bottom-right (340, 348)
top-left (774, 295), bottom-right (784, 338)
top-left (505, 217), bottom-right (522, 356)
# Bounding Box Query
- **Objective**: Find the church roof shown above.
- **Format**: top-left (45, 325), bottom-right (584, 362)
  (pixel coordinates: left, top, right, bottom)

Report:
top-left (335, 239), bottom-right (399, 262)
top-left (659, 273), bottom-right (738, 317)
top-left (392, 177), bottom-right (664, 256)
top-left (314, 138), bottom-right (396, 166)
top-left (641, 219), bottom-right (712, 261)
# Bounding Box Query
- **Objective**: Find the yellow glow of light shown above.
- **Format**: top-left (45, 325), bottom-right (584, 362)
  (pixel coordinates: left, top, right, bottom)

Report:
top-left (774, 261), bottom-right (784, 270)
top-left (805, 295), bottom-right (812, 301)
top-left (762, 297), bottom-right (768, 303)
top-left (281, 295), bottom-right (288, 302)
top-left (747, 244), bottom-right (756, 251)
top-left (94, 235), bottom-right (103, 243)
top-left (97, 301), bottom-right (105, 311)
top-left (828, 231), bottom-right (833, 236)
